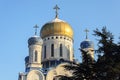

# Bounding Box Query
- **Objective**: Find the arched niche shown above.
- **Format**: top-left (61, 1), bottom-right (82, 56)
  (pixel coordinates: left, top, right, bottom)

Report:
top-left (27, 70), bottom-right (45, 80)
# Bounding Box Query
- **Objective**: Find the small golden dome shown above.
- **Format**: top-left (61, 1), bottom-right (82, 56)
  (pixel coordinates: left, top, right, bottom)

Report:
top-left (40, 18), bottom-right (73, 39)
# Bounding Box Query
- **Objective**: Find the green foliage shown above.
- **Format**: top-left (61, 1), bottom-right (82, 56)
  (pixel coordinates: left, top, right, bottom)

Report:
top-left (63, 27), bottom-right (120, 80)
top-left (94, 27), bottom-right (120, 79)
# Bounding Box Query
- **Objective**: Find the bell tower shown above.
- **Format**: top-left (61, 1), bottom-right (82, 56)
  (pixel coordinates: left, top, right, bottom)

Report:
top-left (80, 29), bottom-right (94, 63)
top-left (25, 25), bottom-right (43, 71)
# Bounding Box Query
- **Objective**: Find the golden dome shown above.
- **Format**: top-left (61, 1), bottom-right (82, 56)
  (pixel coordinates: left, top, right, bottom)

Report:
top-left (40, 18), bottom-right (73, 39)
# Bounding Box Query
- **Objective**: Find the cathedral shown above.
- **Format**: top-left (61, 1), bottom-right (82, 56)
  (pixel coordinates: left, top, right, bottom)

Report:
top-left (18, 5), bottom-right (94, 80)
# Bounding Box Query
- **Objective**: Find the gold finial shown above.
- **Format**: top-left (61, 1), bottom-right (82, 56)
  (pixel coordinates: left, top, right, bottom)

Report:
top-left (84, 29), bottom-right (89, 39)
top-left (33, 24), bottom-right (39, 35)
top-left (53, 5), bottom-right (60, 18)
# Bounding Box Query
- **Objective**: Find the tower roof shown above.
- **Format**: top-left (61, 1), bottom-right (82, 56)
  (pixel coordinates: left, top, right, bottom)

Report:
top-left (28, 36), bottom-right (43, 46)
top-left (80, 39), bottom-right (94, 49)
top-left (40, 5), bottom-right (73, 39)
top-left (80, 29), bottom-right (94, 49)
top-left (28, 25), bottom-right (43, 46)
top-left (40, 18), bottom-right (73, 39)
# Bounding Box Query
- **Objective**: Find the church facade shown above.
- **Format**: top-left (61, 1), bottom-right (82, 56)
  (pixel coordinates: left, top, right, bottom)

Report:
top-left (18, 5), bottom-right (94, 80)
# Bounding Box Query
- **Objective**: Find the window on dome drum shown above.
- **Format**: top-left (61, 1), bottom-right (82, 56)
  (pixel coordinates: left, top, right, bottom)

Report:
top-left (60, 36), bottom-right (62, 39)
top-left (67, 46), bottom-right (70, 59)
top-left (64, 37), bottom-right (66, 39)
top-left (51, 44), bottom-right (54, 57)
top-left (51, 37), bottom-right (54, 39)
top-left (56, 37), bottom-right (58, 39)
top-left (60, 44), bottom-right (63, 57)
top-left (67, 50), bottom-right (70, 59)
top-left (44, 46), bottom-right (46, 58)
top-left (34, 50), bottom-right (38, 62)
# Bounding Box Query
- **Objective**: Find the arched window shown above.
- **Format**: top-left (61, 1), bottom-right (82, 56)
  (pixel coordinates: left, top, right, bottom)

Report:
top-left (67, 45), bottom-right (70, 59)
top-left (60, 44), bottom-right (63, 57)
top-left (34, 50), bottom-right (38, 62)
top-left (44, 46), bottom-right (46, 58)
top-left (51, 44), bottom-right (54, 57)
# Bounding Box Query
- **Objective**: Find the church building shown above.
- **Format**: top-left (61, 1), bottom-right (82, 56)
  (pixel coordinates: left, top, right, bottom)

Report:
top-left (18, 5), bottom-right (94, 80)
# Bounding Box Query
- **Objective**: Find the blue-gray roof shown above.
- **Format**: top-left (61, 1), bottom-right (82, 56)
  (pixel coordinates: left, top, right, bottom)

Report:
top-left (28, 36), bottom-right (42, 46)
top-left (25, 56), bottom-right (29, 63)
top-left (80, 39), bottom-right (94, 49)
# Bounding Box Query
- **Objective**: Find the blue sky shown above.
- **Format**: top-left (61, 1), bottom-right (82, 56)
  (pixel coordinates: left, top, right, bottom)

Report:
top-left (0, 0), bottom-right (120, 80)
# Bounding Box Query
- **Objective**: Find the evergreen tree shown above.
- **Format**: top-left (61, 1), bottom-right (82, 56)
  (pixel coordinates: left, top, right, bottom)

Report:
top-left (63, 27), bottom-right (120, 80)
top-left (63, 49), bottom-right (97, 80)
top-left (94, 27), bottom-right (120, 80)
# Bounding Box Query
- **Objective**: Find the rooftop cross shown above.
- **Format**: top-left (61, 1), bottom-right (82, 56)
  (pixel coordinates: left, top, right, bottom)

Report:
top-left (53, 5), bottom-right (60, 18)
top-left (84, 29), bottom-right (89, 39)
top-left (33, 24), bottom-right (39, 35)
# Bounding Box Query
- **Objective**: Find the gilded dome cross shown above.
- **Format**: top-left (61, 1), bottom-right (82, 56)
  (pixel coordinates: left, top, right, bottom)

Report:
top-left (53, 5), bottom-right (60, 18)
top-left (34, 24), bottom-right (39, 35)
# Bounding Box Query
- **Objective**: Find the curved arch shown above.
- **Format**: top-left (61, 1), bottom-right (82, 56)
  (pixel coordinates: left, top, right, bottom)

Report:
top-left (46, 69), bottom-right (56, 80)
top-left (56, 63), bottom-right (72, 77)
top-left (27, 70), bottom-right (45, 80)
